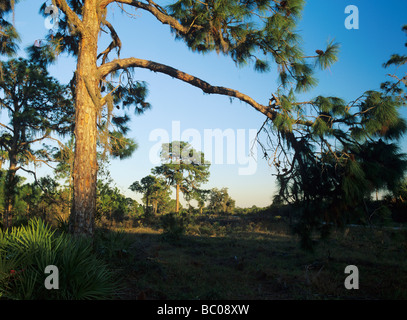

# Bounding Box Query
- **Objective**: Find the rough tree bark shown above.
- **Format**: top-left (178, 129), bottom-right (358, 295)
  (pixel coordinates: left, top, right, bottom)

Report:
top-left (67, 0), bottom-right (99, 237)
top-left (176, 183), bottom-right (180, 213)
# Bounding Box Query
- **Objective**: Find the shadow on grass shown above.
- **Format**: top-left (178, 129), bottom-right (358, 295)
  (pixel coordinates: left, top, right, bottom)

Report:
top-left (95, 223), bottom-right (407, 300)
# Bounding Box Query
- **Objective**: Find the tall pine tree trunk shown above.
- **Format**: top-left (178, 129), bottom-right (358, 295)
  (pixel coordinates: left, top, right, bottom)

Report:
top-left (68, 1), bottom-right (99, 237)
top-left (146, 191), bottom-right (150, 214)
top-left (176, 183), bottom-right (180, 213)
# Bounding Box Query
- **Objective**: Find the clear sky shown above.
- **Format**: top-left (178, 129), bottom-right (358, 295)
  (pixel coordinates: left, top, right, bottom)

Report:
top-left (6, 0), bottom-right (407, 208)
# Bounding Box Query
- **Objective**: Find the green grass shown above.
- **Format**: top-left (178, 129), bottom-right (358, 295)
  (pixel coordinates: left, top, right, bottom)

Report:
top-left (100, 213), bottom-right (407, 300)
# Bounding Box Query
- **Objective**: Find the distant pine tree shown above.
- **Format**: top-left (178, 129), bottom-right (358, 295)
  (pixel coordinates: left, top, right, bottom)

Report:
top-left (129, 175), bottom-right (170, 215)
top-left (152, 141), bottom-right (210, 213)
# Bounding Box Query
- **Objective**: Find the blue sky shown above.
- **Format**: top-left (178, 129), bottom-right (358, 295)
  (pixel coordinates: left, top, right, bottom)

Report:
top-left (6, 0), bottom-right (407, 207)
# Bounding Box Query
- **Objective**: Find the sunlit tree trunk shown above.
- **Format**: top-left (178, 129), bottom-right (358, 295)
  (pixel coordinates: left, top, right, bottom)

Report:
top-left (176, 183), bottom-right (180, 213)
top-left (145, 190), bottom-right (150, 214)
top-left (68, 1), bottom-right (99, 237)
top-left (153, 200), bottom-right (158, 215)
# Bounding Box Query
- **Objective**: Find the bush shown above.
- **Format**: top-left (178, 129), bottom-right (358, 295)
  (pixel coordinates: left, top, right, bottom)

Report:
top-left (369, 205), bottom-right (393, 226)
top-left (160, 212), bottom-right (187, 241)
top-left (0, 218), bottom-right (119, 300)
top-left (198, 225), bottom-right (215, 236)
top-left (94, 228), bottom-right (133, 263)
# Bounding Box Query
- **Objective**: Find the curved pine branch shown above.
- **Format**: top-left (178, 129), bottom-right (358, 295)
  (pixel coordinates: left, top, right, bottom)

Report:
top-left (99, 57), bottom-right (282, 120)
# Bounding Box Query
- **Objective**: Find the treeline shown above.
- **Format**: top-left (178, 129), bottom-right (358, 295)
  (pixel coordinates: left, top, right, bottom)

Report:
top-left (0, 167), bottom-right (238, 230)
top-left (2, 163), bottom-right (405, 233)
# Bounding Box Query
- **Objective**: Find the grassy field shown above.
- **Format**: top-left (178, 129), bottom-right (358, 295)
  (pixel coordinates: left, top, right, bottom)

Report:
top-left (95, 212), bottom-right (407, 300)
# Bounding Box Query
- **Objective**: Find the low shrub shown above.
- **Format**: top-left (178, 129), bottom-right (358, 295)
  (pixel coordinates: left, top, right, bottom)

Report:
top-left (198, 225), bottom-right (215, 236)
top-left (94, 228), bottom-right (133, 264)
top-left (160, 212), bottom-right (188, 241)
top-left (0, 218), bottom-right (119, 300)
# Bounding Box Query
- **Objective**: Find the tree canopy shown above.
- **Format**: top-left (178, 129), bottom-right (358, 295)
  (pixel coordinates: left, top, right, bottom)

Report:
top-left (129, 174), bottom-right (171, 215)
top-left (208, 187), bottom-right (235, 214)
top-left (152, 141), bottom-right (210, 213)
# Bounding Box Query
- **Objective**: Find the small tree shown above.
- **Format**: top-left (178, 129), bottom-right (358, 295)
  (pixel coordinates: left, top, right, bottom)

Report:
top-left (149, 183), bottom-right (172, 215)
top-left (152, 141), bottom-right (210, 213)
top-left (129, 175), bottom-right (170, 215)
top-left (96, 180), bottom-right (129, 225)
top-left (188, 188), bottom-right (210, 214)
top-left (208, 187), bottom-right (236, 214)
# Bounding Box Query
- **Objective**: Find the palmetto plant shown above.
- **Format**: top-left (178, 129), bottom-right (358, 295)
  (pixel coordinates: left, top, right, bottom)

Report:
top-left (0, 218), bottom-right (119, 299)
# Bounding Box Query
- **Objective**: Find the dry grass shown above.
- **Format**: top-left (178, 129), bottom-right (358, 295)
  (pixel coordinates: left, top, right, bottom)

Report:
top-left (98, 214), bottom-right (407, 300)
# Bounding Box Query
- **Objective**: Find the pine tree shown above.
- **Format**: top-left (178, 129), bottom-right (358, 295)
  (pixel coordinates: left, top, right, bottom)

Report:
top-left (96, 179), bottom-right (129, 224)
top-left (270, 26), bottom-right (407, 249)
top-left (0, 58), bottom-right (73, 228)
top-left (129, 174), bottom-right (170, 215)
top-left (152, 141), bottom-right (210, 213)
top-left (188, 188), bottom-right (210, 214)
